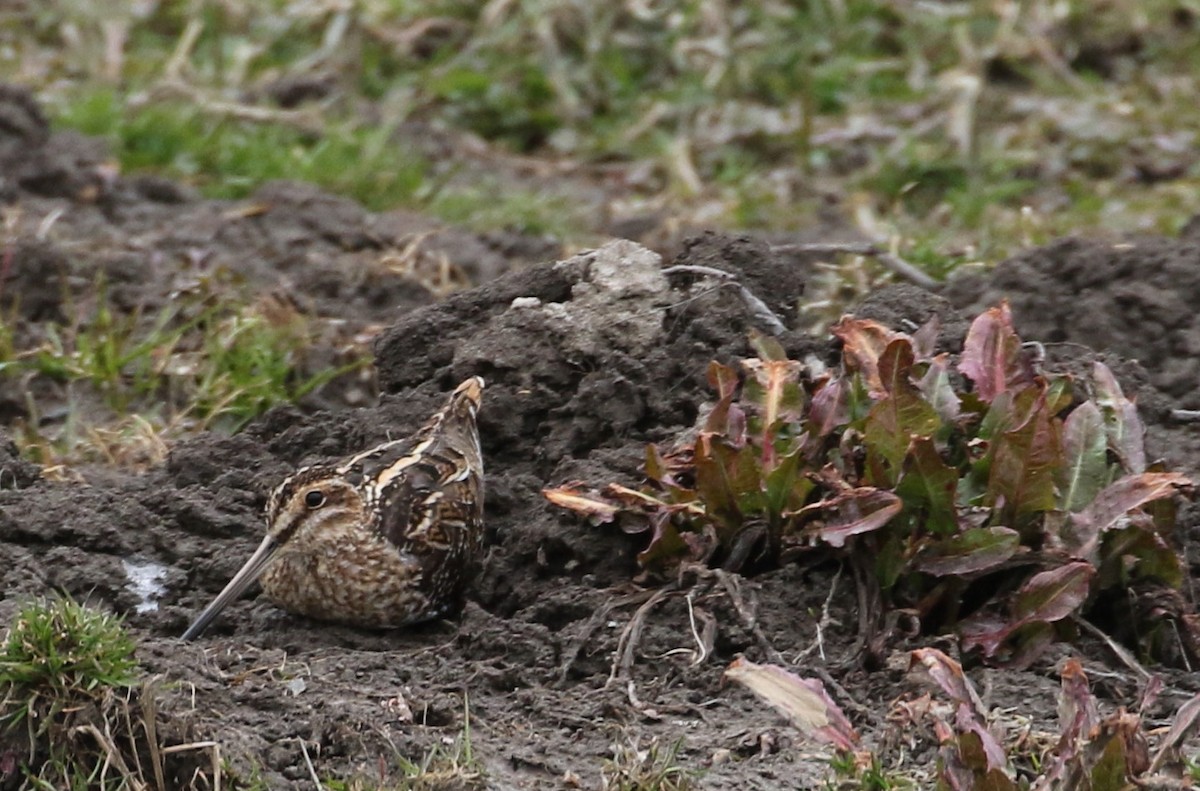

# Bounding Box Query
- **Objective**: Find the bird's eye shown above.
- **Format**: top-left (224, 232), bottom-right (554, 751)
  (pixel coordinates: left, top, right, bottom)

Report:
top-left (304, 490), bottom-right (326, 508)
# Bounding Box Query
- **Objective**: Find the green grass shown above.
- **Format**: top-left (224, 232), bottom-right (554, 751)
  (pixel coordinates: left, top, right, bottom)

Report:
top-left (601, 737), bottom-right (695, 791)
top-left (827, 751), bottom-right (913, 791)
top-left (324, 697), bottom-right (486, 791)
top-left (5, 0), bottom-right (1200, 467)
top-left (56, 90), bottom-right (429, 210)
top-left (1, 272), bottom-right (369, 467)
top-left (0, 595), bottom-right (142, 788)
top-left (7, 0), bottom-right (1200, 264)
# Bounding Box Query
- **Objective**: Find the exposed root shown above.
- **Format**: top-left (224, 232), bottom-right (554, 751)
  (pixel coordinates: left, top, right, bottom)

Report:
top-left (608, 586), bottom-right (679, 717)
top-left (792, 564), bottom-right (843, 664)
top-left (557, 589), bottom-right (658, 684)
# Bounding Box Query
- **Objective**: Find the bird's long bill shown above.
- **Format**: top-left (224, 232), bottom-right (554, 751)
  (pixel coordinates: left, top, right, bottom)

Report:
top-left (181, 535), bottom-right (280, 641)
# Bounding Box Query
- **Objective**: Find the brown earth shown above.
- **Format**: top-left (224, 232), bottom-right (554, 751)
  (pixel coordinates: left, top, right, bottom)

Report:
top-left (2, 86), bottom-right (1200, 789)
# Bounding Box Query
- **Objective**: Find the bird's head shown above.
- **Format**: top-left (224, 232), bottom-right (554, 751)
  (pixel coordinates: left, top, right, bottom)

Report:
top-left (180, 466), bottom-right (366, 641)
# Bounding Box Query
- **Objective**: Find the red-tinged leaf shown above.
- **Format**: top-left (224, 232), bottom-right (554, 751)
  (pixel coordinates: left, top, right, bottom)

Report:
top-left (957, 301), bottom-right (1035, 403)
top-left (543, 485), bottom-right (620, 522)
top-left (1006, 621), bottom-right (1057, 670)
top-left (724, 658), bottom-right (859, 750)
top-left (1063, 472), bottom-right (1192, 562)
top-left (803, 488), bottom-right (902, 548)
top-left (1076, 472), bottom-right (1191, 535)
top-left (988, 392), bottom-right (1061, 524)
top-left (601, 484), bottom-right (705, 527)
top-left (1056, 401), bottom-right (1109, 513)
top-left (636, 516), bottom-right (691, 570)
top-left (1013, 562), bottom-right (1094, 624)
top-left (911, 648), bottom-right (1008, 772)
top-left (911, 313), bottom-right (941, 361)
top-left (911, 648), bottom-right (988, 719)
top-left (1056, 658), bottom-right (1099, 763)
top-left (707, 359), bottom-right (739, 399)
top-left (1093, 362), bottom-right (1146, 474)
top-left (897, 437), bottom-right (959, 535)
top-left (831, 316), bottom-right (903, 398)
top-left (704, 361), bottom-right (740, 434)
top-left (748, 328), bottom-right (788, 361)
top-left (959, 613), bottom-right (1020, 658)
top-left (864, 340), bottom-right (940, 485)
top-left (918, 354), bottom-right (961, 424)
top-left (808, 374), bottom-right (849, 437)
top-left (914, 527), bottom-right (1021, 576)
top-left (1148, 691), bottom-right (1200, 773)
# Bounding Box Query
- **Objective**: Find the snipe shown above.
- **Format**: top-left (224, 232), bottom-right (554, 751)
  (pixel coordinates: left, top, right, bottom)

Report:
top-left (182, 377), bottom-right (485, 640)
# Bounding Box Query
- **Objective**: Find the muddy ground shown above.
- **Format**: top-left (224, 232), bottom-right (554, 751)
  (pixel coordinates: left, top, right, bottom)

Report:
top-left (3, 88), bottom-right (1200, 789)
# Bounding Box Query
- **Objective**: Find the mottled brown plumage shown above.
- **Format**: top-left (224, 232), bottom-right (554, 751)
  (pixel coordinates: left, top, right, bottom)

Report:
top-left (182, 377), bottom-right (484, 640)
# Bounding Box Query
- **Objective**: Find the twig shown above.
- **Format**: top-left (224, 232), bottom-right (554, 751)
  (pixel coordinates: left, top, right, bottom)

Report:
top-left (771, 241), bottom-right (938, 289)
top-left (298, 739), bottom-right (322, 790)
top-left (144, 82), bottom-right (326, 137)
top-left (160, 742), bottom-right (221, 790)
top-left (1170, 409), bottom-right (1200, 423)
top-left (163, 18), bottom-right (203, 82)
top-left (661, 264), bottom-right (787, 334)
top-left (1073, 616), bottom-right (1151, 681)
top-left (141, 678), bottom-right (167, 791)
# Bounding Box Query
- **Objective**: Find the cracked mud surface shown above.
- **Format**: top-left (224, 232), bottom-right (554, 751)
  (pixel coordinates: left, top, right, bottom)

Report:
top-left (3, 87), bottom-right (1200, 788)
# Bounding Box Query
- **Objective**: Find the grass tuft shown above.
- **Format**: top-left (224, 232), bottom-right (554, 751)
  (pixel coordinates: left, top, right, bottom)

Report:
top-left (601, 736), bottom-right (695, 791)
top-left (0, 595), bottom-right (143, 788)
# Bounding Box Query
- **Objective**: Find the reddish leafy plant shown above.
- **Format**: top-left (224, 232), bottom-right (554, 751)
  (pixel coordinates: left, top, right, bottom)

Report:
top-left (908, 647), bottom-right (1200, 789)
top-left (545, 303), bottom-right (1194, 664)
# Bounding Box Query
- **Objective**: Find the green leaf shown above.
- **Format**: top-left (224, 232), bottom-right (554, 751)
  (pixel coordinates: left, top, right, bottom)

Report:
top-left (1044, 375), bottom-right (1073, 416)
top-left (914, 527), bottom-right (1020, 576)
top-left (897, 437), bottom-right (959, 535)
top-left (917, 354), bottom-right (961, 424)
top-left (1088, 731), bottom-right (1129, 791)
top-left (1056, 401), bottom-right (1109, 513)
top-left (863, 339), bottom-right (940, 486)
top-left (694, 433), bottom-right (743, 530)
top-left (742, 357), bottom-right (804, 472)
top-left (765, 447), bottom-right (809, 520)
top-left (1092, 362), bottom-right (1146, 474)
top-left (957, 301), bottom-right (1035, 404)
top-left (748, 328), bottom-right (788, 362)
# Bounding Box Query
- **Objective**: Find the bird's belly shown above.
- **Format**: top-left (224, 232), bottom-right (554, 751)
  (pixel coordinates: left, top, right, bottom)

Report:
top-left (259, 542), bottom-right (433, 628)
